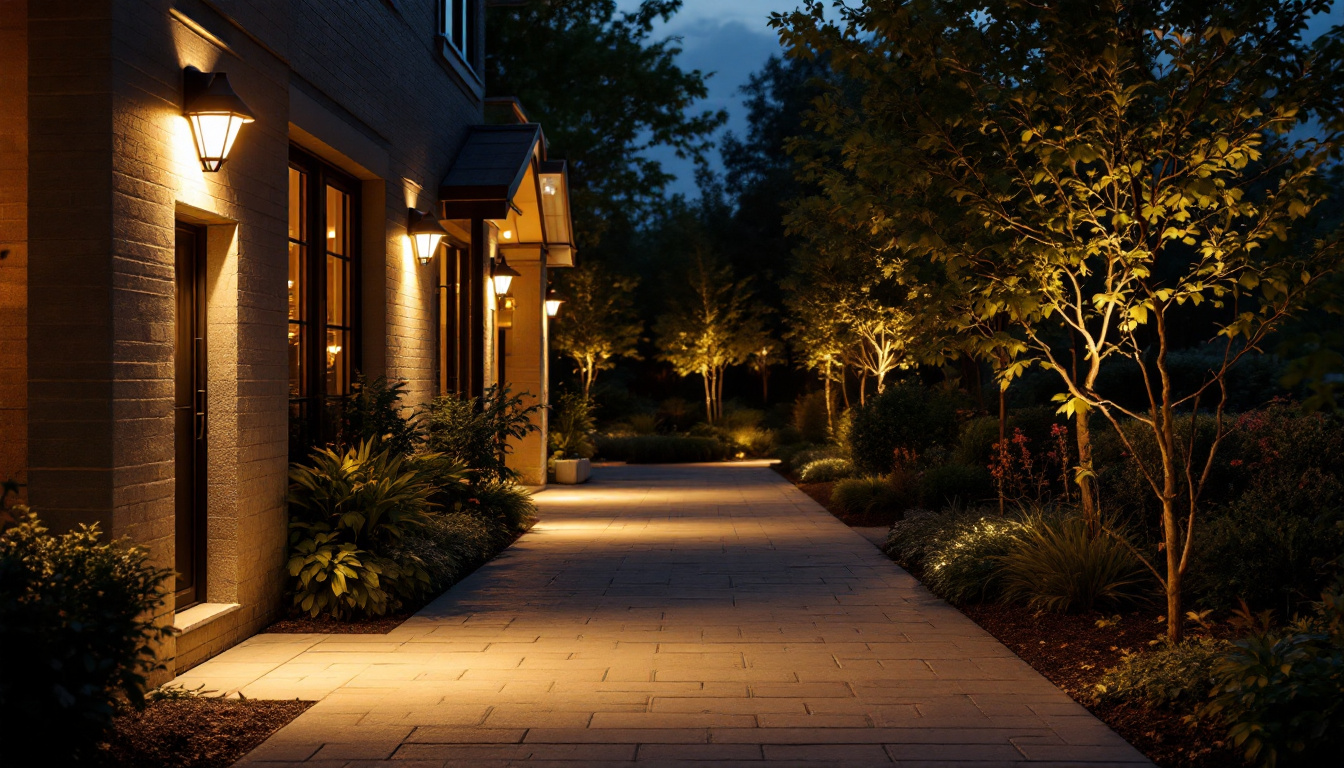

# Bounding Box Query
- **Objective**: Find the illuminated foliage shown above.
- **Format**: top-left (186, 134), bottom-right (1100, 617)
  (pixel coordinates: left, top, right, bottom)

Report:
top-left (774, 0), bottom-right (1344, 641)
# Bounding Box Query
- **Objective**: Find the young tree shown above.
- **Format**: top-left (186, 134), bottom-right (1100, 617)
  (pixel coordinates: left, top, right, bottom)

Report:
top-left (487, 0), bottom-right (726, 247)
top-left (776, 0), bottom-right (1344, 640)
top-left (551, 262), bottom-right (643, 401)
top-left (748, 341), bottom-right (780, 404)
top-left (656, 256), bottom-right (769, 422)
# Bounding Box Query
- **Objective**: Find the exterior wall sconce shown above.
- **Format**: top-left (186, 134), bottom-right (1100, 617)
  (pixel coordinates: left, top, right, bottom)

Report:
top-left (545, 287), bottom-right (564, 318)
top-left (407, 208), bottom-right (448, 264)
top-left (491, 256), bottom-right (521, 295)
top-left (183, 66), bottom-right (255, 172)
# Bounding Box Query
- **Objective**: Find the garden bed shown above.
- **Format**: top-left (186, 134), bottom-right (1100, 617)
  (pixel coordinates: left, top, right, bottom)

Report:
top-left (961, 604), bottom-right (1238, 768)
top-left (97, 698), bottom-right (313, 768)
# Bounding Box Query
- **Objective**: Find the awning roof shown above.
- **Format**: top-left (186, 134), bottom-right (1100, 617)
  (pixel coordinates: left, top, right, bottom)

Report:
top-left (439, 124), bottom-right (543, 220)
top-left (438, 122), bottom-right (577, 267)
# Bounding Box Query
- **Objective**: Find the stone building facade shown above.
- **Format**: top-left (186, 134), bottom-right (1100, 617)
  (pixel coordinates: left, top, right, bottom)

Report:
top-left (0, 0), bottom-right (570, 673)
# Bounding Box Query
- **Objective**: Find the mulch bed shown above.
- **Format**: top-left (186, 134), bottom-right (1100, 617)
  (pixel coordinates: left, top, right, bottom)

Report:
top-left (961, 604), bottom-right (1240, 768)
top-left (265, 611), bottom-right (413, 634)
top-left (97, 698), bottom-right (313, 768)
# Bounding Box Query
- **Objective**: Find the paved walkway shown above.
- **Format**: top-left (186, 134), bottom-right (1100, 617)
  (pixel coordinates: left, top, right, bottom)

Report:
top-left (177, 463), bottom-right (1150, 767)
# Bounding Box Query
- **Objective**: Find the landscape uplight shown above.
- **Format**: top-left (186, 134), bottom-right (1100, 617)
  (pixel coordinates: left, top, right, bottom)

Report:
top-left (183, 67), bottom-right (255, 172)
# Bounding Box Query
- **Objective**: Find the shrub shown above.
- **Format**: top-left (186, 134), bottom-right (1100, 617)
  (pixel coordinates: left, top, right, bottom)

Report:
top-left (997, 513), bottom-right (1151, 613)
top-left (423, 385), bottom-right (541, 484)
top-left (596, 435), bottom-right (729, 463)
top-left (798, 457), bottom-right (854, 483)
top-left (953, 416), bottom-right (1001, 467)
top-left (1204, 588), bottom-right (1344, 768)
top-left (726, 426), bottom-right (776, 457)
top-left (1093, 638), bottom-right (1232, 710)
top-left (922, 513), bottom-right (1022, 604)
top-left (549, 392), bottom-right (597, 459)
top-left (793, 391), bottom-right (832, 443)
top-left (627, 413), bottom-right (659, 435)
top-left (0, 510), bottom-right (173, 763)
top-left (886, 508), bottom-right (1020, 604)
top-left (831, 476), bottom-right (915, 524)
top-left (788, 446), bottom-right (844, 474)
top-left (921, 463), bottom-right (994, 508)
top-left (720, 407), bottom-right (764, 430)
top-left (848, 383), bottom-right (960, 475)
top-left (286, 440), bottom-right (436, 618)
top-left (657, 397), bottom-right (696, 432)
top-left (387, 512), bottom-right (496, 592)
top-left (1193, 479), bottom-right (1344, 614)
top-left (337, 374), bottom-right (421, 456)
top-left (469, 481), bottom-right (538, 539)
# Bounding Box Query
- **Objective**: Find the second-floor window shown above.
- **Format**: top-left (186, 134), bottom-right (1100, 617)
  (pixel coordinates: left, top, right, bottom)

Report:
top-left (444, 0), bottom-right (475, 68)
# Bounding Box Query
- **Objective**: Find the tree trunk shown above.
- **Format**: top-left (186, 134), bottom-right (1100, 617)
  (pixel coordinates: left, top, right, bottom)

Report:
top-left (1075, 411), bottom-right (1098, 534)
top-left (761, 366), bottom-right (769, 404)
top-left (581, 358), bottom-right (595, 402)
top-left (823, 369), bottom-right (835, 435)
top-left (702, 371), bottom-right (713, 424)
top-left (998, 383), bottom-right (1007, 517)
top-left (1154, 308), bottom-right (1183, 643)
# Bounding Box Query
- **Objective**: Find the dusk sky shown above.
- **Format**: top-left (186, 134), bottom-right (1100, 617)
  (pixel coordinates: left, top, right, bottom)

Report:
top-left (623, 0), bottom-right (1344, 199)
top-left (617, 0), bottom-right (797, 198)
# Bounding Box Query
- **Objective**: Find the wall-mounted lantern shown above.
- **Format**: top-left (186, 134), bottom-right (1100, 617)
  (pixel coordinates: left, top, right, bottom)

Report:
top-left (491, 256), bottom-right (521, 296)
top-left (545, 287), bottom-right (564, 318)
top-left (407, 208), bottom-right (448, 265)
top-left (183, 66), bottom-right (255, 172)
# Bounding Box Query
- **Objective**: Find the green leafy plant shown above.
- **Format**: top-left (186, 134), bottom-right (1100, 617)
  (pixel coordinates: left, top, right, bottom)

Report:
top-left (423, 385), bottom-right (542, 484)
top-left (787, 446), bottom-right (844, 474)
top-left (921, 463), bottom-right (994, 509)
top-left (595, 435), bottom-right (729, 463)
top-left (797, 457), bottom-right (854, 483)
top-left (386, 512), bottom-right (496, 593)
top-left (549, 392), bottom-right (598, 459)
top-left (920, 512), bottom-right (1022, 605)
top-left (831, 475), bottom-right (914, 525)
top-left (847, 383), bottom-right (960, 475)
top-left (337, 373), bottom-right (421, 456)
top-left (286, 440), bottom-right (437, 618)
top-left (0, 510), bottom-right (173, 763)
top-left (1093, 637), bottom-right (1231, 710)
top-left (998, 513), bottom-right (1151, 613)
top-left (792, 391), bottom-right (832, 444)
top-left (468, 480), bottom-right (538, 541)
top-left (1203, 589), bottom-right (1344, 768)
top-left (286, 532), bottom-right (396, 619)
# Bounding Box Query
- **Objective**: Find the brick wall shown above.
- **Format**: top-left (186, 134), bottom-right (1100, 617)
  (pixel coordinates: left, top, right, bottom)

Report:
top-left (23, 0), bottom-right (488, 673)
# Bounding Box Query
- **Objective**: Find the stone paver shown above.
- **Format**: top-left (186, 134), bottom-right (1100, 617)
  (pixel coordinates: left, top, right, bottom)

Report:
top-left (177, 462), bottom-right (1151, 766)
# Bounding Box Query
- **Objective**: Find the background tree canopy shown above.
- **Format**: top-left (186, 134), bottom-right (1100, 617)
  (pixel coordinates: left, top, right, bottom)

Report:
top-left (487, 0), bottom-right (727, 248)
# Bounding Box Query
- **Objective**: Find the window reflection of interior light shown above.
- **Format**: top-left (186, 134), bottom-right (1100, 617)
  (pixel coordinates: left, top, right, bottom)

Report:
top-left (287, 280), bottom-right (294, 289)
top-left (327, 228), bottom-right (336, 239)
top-left (541, 180), bottom-right (558, 196)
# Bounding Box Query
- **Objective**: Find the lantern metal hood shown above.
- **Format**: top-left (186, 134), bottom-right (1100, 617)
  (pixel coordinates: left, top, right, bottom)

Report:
top-left (183, 66), bottom-right (255, 172)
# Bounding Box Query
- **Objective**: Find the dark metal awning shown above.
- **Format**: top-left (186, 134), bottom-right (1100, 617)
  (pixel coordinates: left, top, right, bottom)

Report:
top-left (439, 124), bottom-right (544, 220)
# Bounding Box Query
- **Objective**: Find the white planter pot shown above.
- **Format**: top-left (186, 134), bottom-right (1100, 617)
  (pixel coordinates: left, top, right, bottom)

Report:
top-left (554, 458), bottom-right (592, 485)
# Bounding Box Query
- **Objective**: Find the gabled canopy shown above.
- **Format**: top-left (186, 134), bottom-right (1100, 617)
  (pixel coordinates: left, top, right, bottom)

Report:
top-left (439, 123), bottom-right (577, 266)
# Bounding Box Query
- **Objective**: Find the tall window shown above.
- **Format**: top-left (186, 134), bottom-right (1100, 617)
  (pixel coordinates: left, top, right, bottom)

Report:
top-left (288, 148), bottom-right (359, 456)
top-left (443, 0), bottom-right (476, 67)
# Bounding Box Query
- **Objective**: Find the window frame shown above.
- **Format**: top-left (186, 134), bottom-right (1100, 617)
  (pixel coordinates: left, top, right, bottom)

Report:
top-left (288, 146), bottom-right (362, 454)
